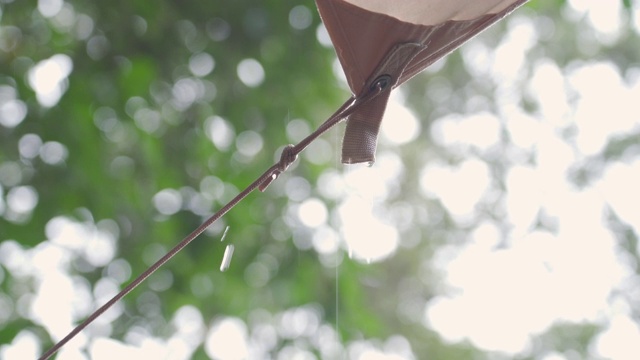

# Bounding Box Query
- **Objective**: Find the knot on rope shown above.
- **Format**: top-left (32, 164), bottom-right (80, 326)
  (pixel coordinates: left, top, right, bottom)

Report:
top-left (259, 144), bottom-right (298, 192)
top-left (277, 144), bottom-right (298, 172)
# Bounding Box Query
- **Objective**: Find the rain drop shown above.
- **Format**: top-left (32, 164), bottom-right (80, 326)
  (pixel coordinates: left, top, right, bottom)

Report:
top-left (220, 226), bottom-right (230, 242)
top-left (220, 244), bottom-right (235, 272)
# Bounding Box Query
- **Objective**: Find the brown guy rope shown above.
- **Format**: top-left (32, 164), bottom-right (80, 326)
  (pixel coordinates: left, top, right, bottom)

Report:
top-left (39, 77), bottom-right (389, 360)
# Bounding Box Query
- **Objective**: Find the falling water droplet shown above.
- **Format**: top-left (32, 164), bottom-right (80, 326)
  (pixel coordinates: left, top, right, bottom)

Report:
top-left (220, 226), bottom-right (230, 242)
top-left (366, 161), bottom-right (374, 168)
top-left (220, 244), bottom-right (235, 272)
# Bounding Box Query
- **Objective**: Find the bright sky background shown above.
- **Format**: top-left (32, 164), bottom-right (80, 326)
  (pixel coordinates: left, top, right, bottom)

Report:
top-left (1, 1), bottom-right (640, 359)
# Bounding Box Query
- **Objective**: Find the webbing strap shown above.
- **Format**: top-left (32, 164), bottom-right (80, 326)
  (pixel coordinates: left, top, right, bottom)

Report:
top-left (341, 42), bottom-right (425, 164)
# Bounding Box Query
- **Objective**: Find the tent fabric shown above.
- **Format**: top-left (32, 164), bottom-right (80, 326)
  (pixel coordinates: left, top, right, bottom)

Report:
top-left (316, 0), bottom-right (528, 164)
top-left (316, 0), bottom-right (528, 95)
top-left (344, 0), bottom-right (525, 25)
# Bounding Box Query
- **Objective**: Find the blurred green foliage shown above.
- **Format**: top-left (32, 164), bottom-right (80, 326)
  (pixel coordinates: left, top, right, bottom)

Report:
top-left (1, 0), bottom-right (639, 359)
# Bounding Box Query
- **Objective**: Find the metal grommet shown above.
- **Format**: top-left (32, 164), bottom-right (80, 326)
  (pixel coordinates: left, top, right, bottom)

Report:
top-left (370, 74), bottom-right (392, 91)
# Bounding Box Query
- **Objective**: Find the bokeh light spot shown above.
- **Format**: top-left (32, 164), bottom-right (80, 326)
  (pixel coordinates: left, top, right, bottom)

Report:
top-left (0, 330), bottom-right (40, 359)
top-left (0, 162), bottom-right (23, 187)
top-left (205, 317), bottom-right (249, 360)
top-left (235, 130), bottom-right (263, 158)
top-left (316, 24), bottom-right (332, 47)
top-left (206, 18), bottom-right (231, 42)
top-left (237, 58), bottom-right (265, 87)
top-left (38, 0), bottom-right (63, 18)
top-left (381, 95), bottom-right (420, 145)
top-left (28, 54), bottom-right (73, 107)
top-left (0, 99), bottom-right (27, 128)
top-left (312, 226), bottom-right (339, 255)
top-left (289, 5), bottom-right (313, 30)
top-left (419, 159), bottom-right (491, 221)
top-left (6, 186), bottom-right (38, 214)
top-left (152, 189), bottom-right (182, 215)
top-left (18, 134), bottom-right (43, 159)
top-left (205, 116), bottom-right (235, 152)
top-left (40, 141), bottom-right (68, 165)
top-left (339, 196), bottom-right (399, 262)
top-left (298, 198), bottom-right (328, 227)
top-left (189, 52), bottom-right (215, 77)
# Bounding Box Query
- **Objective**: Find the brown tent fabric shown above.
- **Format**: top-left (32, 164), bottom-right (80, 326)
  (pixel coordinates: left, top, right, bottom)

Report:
top-left (316, 0), bottom-right (528, 164)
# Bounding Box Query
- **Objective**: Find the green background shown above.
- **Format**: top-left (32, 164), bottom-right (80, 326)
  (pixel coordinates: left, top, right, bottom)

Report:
top-left (1, 0), bottom-right (639, 359)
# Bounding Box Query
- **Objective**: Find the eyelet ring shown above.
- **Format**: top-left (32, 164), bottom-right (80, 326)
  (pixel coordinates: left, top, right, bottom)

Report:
top-left (370, 74), bottom-right (392, 92)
